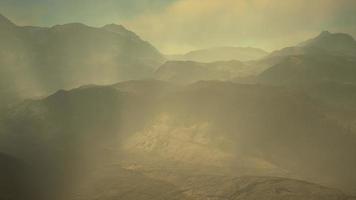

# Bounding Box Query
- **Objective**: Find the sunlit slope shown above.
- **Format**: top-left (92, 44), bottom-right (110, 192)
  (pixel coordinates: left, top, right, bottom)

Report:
top-left (1, 80), bottom-right (356, 195)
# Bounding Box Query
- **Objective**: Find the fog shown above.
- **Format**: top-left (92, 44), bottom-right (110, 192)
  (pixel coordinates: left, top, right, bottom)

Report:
top-left (1, 2), bottom-right (356, 200)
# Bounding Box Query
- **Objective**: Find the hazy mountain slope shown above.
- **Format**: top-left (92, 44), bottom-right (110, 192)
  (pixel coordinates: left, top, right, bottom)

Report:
top-left (155, 60), bottom-right (253, 83)
top-left (166, 31), bottom-right (356, 85)
top-left (112, 79), bottom-right (178, 97)
top-left (165, 81), bottom-right (356, 191)
top-left (306, 82), bottom-right (356, 107)
top-left (0, 81), bottom-right (186, 200)
top-left (299, 31), bottom-right (356, 56)
top-left (251, 32), bottom-right (356, 127)
top-left (169, 46), bottom-right (268, 62)
top-left (0, 83), bottom-right (171, 199)
top-left (241, 31), bottom-right (356, 79)
top-left (258, 54), bottom-right (356, 85)
top-left (1, 80), bottom-right (356, 195)
top-left (294, 82), bottom-right (356, 134)
top-left (267, 31), bottom-right (356, 59)
top-left (0, 14), bottom-right (165, 108)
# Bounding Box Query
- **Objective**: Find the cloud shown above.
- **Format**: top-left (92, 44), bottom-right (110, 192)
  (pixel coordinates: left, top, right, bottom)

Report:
top-left (124, 0), bottom-right (356, 53)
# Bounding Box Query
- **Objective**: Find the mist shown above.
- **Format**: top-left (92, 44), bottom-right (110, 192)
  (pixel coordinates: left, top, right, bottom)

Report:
top-left (1, 1), bottom-right (356, 200)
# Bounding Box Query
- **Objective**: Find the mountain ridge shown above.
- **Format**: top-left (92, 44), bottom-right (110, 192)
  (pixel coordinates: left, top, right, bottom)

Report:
top-left (0, 14), bottom-right (15, 27)
top-left (168, 46), bottom-right (268, 62)
top-left (155, 60), bottom-right (251, 83)
top-left (255, 31), bottom-right (356, 86)
top-left (268, 31), bottom-right (356, 58)
top-left (0, 13), bottom-right (165, 108)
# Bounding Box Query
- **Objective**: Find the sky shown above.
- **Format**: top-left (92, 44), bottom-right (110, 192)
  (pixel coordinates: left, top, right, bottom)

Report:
top-left (1, 0), bottom-right (356, 54)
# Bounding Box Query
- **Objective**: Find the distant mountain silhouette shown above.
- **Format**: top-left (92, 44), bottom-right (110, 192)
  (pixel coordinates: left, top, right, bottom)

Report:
top-left (246, 31), bottom-right (356, 86)
top-left (299, 31), bottom-right (356, 56)
top-left (226, 32), bottom-right (356, 141)
top-left (268, 31), bottom-right (356, 58)
top-left (0, 14), bottom-right (165, 107)
top-left (243, 31), bottom-right (356, 75)
top-left (258, 54), bottom-right (356, 85)
top-left (165, 31), bottom-right (356, 84)
top-left (156, 60), bottom-right (252, 83)
top-left (0, 14), bottom-right (15, 27)
top-left (168, 46), bottom-right (268, 62)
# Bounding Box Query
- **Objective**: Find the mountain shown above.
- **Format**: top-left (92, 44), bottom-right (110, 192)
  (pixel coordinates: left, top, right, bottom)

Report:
top-left (239, 31), bottom-right (356, 78)
top-left (299, 31), bottom-right (356, 56)
top-left (0, 14), bottom-right (15, 27)
top-left (258, 54), bottom-right (356, 85)
top-left (236, 31), bottom-right (356, 86)
top-left (163, 31), bottom-right (356, 85)
top-left (268, 31), bottom-right (356, 58)
top-left (0, 14), bottom-right (165, 108)
top-left (168, 46), bottom-right (268, 62)
top-left (243, 32), bottom-right (356, 144)
top-left (1, 80), bottom-right (356, 196)
top-left (155, 60), bottom-right (253, 83)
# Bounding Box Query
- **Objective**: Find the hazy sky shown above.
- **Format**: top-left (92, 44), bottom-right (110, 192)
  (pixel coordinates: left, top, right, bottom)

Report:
top-left (1, 0), bottom-right (356, 54)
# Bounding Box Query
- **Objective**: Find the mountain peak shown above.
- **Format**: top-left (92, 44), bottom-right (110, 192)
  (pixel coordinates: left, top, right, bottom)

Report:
top-left (0, 14), bottom-right (15, 27)
top-left (295, 31), bottom-right (356, 56)
top-left (102, 23), bottom-right (126, 30)
top-left (319, 30), bottom-right (331, 36)
top-left (311, 31), bottom-right (355, 43)
top-left (101, 23), bottom-right (139, 39)
top-left (101, 23), bottom-right (127, 34)
top-left (51, 23), bottom-right (88, 30)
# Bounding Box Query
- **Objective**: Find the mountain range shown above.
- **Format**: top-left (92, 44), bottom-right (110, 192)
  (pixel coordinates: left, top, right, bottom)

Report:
top-left (257, 31), bottom-right (356, 85)
top-left (157, 31), bottom-right (356, 84)
top-left (269, 31), bottom-right (356, 58)
top-left (1, 13), bottom-right (356, 200)
top-left (1, 80), bottom-right (356, 198)
top-left (0, 14), bottom-right (164, 108)
top-left (251, 31), bottom-right (356, 126)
